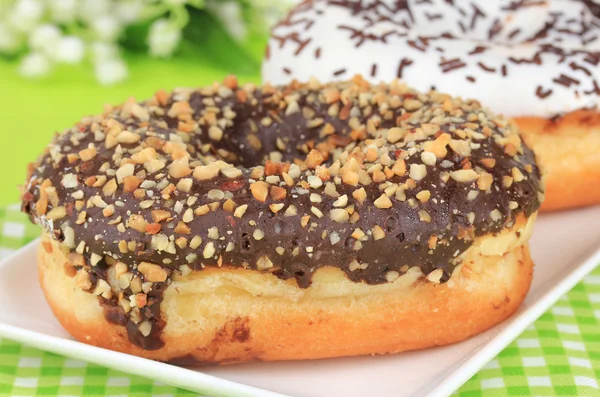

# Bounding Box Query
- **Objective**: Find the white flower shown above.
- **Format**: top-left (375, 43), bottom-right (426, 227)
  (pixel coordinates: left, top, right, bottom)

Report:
top-left (0, 21), bottom-right (23, 54)
top-left (148, 19), bottom-right (182, 58)
top-left (53, 36), bottom-right (85, 64)
top-left (207, 1), bottom-right (246, 42)
top-left (48, 0), bottom-right (78, 24)
top-left (90, 42), bottom-right (120, 62)
top-left (19, 52), bottom-right (51, 77)
top-left (92, 15), bottom-right (122, 42)
top-left (251, 0), bottom-right (296, 28)
top-left (29, 24), bottom-right (62, 54)
top-left (78, 0), bottom-right (111, 23)
top-left (94, 58), bottom-right (128, 85)
top-left (8, 0), bottom-right (45, 33)
top-left (115, 0), bottom-right (144, 24)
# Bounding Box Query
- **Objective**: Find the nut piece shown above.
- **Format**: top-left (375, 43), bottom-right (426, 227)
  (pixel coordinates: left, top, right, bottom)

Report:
top-left (409, 164), bottom-right (427, 181)
top-left (234, 204), bottom-right (248, 218)
top-left (193, 164), bottom-right (220, 181)
top-left (209, 126), bottom-right (224, 141)
top-left (416, 190), bottom-right (431, 202)
top-left (169, 159), bottom-right (192, 178)
top-left (46, 206), bottom-right (67, 220)
top-left (512, 167), bottom-right (525, 182)
top-left (270, 186), bottom-right (287, 201)
top-left (352, 188), bottom-right (367, 204)
top-left (306, 149), bottom-right (325, 168)
top-left (427, 269), bottom-right (444, 284)
top-left (420, 151), bottom-right (437, 166)
top-left (387, 127), bottom-right (406, 143)
top-left (450, 169), bottom-right (478, 183)
top-left (203, 242), bottom-right (216, 258)
top-left (256, 255), bottom-right (274, 270)
top-left (329, 208), bottom-right (349, 223)
top-left (372, 225), bottom-right (385, 240)
top-left (79, 147), bottom-right (97, 162)
top-left (250, 181), bottom-right (269, 202)
top-left (132, 148), bottom-right (157, 164)
top-left (138, 262), bottom-right (168, 282)
top-left (374, 194), bottom-right (393, 209)
top-left (116, 163), bottom-right (135, 183)
top-left (478, 172), bottom-right (493, 191)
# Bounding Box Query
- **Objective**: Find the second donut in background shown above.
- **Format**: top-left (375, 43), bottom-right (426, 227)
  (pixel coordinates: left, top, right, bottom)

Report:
top-left (262, 0), bottom-right (600, 211)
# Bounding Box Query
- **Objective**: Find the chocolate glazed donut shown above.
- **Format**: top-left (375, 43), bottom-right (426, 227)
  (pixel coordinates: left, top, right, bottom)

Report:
top-left (22, 76), bottom-right (543, 363)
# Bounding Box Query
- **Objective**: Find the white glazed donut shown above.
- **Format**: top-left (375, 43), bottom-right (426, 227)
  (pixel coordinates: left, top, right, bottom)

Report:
top-left (263, 0), bottom-right (600, 211)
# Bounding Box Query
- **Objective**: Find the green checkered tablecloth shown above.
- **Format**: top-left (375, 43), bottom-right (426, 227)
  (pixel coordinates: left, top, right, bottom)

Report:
top-left (0, 204), bottom-right (599, 397)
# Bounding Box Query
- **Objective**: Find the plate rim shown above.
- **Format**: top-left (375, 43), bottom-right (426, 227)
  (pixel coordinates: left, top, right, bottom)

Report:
top-left (424, 245), bottom-right (600, 397)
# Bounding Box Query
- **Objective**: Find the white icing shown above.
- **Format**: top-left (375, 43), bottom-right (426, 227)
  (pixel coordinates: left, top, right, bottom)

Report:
top-left (262, 0), bottom-right (600, 117)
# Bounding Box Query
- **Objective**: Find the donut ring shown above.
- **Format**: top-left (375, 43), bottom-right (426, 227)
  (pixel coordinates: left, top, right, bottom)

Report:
top-left (23, 76), bottom-right (543, 363)
top-left (262, 0), bottom-right (600, 211)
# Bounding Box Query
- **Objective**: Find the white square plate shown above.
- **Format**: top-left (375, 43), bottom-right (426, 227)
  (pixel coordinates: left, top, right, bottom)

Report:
top-left (1, 206), bottom-right (600, 397)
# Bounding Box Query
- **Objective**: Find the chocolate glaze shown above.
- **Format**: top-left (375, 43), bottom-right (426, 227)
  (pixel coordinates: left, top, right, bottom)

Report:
top-left (22, 77), bottom-right (543, 350)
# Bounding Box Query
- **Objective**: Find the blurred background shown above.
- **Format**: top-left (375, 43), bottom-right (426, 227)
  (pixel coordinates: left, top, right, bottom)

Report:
top-left (0, 0), bottom-right (295, 207)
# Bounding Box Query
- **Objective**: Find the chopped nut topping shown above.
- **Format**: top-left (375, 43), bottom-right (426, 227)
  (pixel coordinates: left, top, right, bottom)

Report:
top-left (270, 186), bottom-right (287, 201)
top-left (420, 151), bottom-right (437, 166)
top-left (209, 126), bottom-right (224, 141)
top-left (419, 209), bottom-right (432, 223)
top-left (79, 147), bottom-right (98, 162)
top-left (116, 163), bottom-right (135, 183)
top-left (374, 193), bottom-right (393, 209)
top-left (490, 209), bottom-right (503, 221)
top-left (193, 164), bottom-right (220, 181)
top-left (450, 169), bottom-right (478, 183)
top-left (352, 188), bottom-right (367, 204)
top-left (253, 229), bottom-right (265, 240)
top-left (256, 255), bottom-right (274, 270)
top-left (409, 164), bottom-right (427, 181)
top-left (387, 127), bottom-right (406, 143)
top-left (190, 236), bottom-right (203, 249)
top-left (329, 208), bottom-right (349, 223)
top-left (176, 178), bottom-right (193, 193)
top-left (386, 271), bottom-right (400, 282)
top-left (477, 172), bottom-right (493, 191)
top-left (427, 269), bottom-right (443, 284)
top-left (512, 167), bottom-right (525, 182)
top-left (203, 242), bottom-right (216, 259)
top-left (372, 225), bottom-right (385, 240)
top-left (416, 190), bottom-right (431, 202)
top-left (333, 194), bottom-right (348, 207)
top-left (233, 204), bottom-right (248, 218)
top-left (46, 206), bottom-right (67, 220)
top-left (138, 262), bottom-right (168, 282)
top-left (307, 175), bottom-right (323, 188)
top-left (250, 181), bottom-right (269, 202)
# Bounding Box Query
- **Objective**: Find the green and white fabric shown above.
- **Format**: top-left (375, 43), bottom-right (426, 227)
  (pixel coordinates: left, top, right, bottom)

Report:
top-left (0, 204), bottom-right (599, 397)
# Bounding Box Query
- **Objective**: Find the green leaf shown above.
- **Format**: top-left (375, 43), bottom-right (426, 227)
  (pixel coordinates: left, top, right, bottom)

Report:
top-left (182, 9), bottom-right (264, 75)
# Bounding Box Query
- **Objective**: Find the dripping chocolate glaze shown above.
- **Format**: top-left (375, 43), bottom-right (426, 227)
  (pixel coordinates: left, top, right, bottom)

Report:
top-left (22, 77), bottom-right (543, 350)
